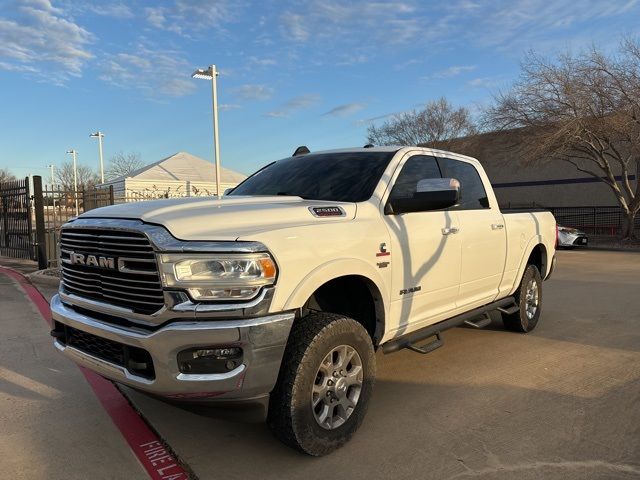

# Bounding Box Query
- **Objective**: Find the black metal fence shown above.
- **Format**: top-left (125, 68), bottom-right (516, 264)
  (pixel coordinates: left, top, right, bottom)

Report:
top-left (548, 206), bottom-right (639, 236)
top-left (502, 203), bottom-right (639, 236)
top-left (0, 177), bottom-right (34, 260)
top-left (41, 183), bottom-right (114, 267)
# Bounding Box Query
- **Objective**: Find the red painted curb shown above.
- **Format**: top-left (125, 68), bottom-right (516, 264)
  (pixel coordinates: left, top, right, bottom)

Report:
top-left (0, 267), bottom-right (191, 480)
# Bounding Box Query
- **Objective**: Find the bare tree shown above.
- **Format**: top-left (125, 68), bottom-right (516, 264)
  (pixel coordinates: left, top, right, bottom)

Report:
top-left (367, 97), bottom-right (477, 147)
top-left (106, 152), bottom-right (144, 180)
top-left (485, 39), bottom-right (640, 240)
top-left (0, 168), bottom-right (16, 183)
top-left (55, 162), bottom-right (100, 190)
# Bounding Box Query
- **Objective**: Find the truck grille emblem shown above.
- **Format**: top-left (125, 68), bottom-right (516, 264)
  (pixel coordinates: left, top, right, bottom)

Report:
top-left (70, 252), bottom-right (116, 269)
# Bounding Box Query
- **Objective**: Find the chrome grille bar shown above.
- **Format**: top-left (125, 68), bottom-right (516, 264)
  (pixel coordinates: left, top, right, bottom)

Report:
top-left (60, 228), bottom-right (163, 314)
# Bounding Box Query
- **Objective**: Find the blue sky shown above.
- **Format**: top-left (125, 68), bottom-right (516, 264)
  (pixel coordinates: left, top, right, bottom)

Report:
top-left (1, 0), bottom-right (639, 180)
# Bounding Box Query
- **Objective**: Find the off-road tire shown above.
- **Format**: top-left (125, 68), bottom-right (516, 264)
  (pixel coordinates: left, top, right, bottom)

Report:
top-left (267, 312), bottom-right (376, 456)
top-left (503, 264), bottom-right (542, 333)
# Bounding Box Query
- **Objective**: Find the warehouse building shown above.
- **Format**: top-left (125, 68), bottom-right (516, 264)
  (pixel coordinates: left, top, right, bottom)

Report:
top-left (426, 130), bottom-right (637, 208)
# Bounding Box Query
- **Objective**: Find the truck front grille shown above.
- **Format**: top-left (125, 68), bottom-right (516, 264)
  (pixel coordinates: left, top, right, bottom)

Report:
top-left (60, 228), bottom-right (164, 315)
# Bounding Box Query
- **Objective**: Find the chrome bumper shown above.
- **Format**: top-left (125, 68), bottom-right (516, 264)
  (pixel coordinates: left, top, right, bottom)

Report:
top-left (50, 294), bottom-right (294, 400)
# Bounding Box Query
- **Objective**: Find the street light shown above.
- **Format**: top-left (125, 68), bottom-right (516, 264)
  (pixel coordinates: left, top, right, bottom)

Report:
top-left (66, 149), bottom-right (79, 215)
top-left (47, 164), bottom-right (56, 186)
top-left (47, 164), bottom-right (57, 224)
top-left (192, 65), bottom-right (222, 197)
top-left (90, 131), bottom-right (105, 184)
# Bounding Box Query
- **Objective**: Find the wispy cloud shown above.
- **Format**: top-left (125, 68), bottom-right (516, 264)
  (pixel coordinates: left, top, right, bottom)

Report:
top-left (446, 0), bottom-right (640, 50)
top-left (247, 56), bottom-right (277, 67)
top-left (355, 111), bottom-right (403, 126)
top-left (280, 1), bottom-right (423, 47)
top-left (277, 0), bottom-right (640, 67)
top-left (323, 103), bottom-right (366, 117)
top-left (99, 44), bottom-right (195, 97)
top-left (336, 54), bottom-right (368, 66)
top-left (230, 84), bottom-right (274, 101)
top-left (281, 13), bottom-right (309, 41)
top-left (144, 0), bottom-right (239, 36)
top-left (266, 94), bottom-right (321, 118)
top-left (0, 0), bottom-right (93, 82)
top-left (394, 58), bottom-right (422, 70)
top-left (86, 3), bottom-right (134, 19)
top-left (219, 103), bottom-right (241, 111)
top-left (422, 65), bottom-right (476, 80)
top-left (467, 76), bottom-right (504, 89)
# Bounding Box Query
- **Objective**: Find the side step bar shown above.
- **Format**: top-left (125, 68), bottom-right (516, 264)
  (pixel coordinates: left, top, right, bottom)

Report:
top-left (382, 297), bottom-right (517, 355)
top-left (464, 313), bottom-right (492, 329)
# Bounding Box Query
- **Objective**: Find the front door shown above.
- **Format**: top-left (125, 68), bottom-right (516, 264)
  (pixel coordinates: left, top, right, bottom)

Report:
top-left (383, 155), bottom-right (462, 337)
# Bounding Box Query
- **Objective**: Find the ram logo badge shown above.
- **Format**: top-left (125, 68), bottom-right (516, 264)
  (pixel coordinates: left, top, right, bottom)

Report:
top-left (69, 252), bottom-right (116, 269)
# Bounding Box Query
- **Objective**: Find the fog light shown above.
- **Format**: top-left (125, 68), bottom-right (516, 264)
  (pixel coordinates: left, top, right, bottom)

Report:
top-left (177, 346), bottom-right (243, 374)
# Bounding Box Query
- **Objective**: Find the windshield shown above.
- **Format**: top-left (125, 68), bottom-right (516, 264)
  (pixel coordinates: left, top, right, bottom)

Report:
top-left (229, 151), bottom-right (396, 202)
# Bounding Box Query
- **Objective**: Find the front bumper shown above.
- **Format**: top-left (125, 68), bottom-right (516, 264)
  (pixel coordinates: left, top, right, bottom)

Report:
top-left (50, 294), bottom-right (294, 401)
top-left (558, 233), bottom-right (588, 247)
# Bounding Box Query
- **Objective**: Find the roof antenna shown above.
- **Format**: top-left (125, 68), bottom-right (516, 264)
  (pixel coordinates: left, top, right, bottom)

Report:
top-left (293, 146), bottom-right (310, 156)
top-left (363, 143), bottom-right (374, 148)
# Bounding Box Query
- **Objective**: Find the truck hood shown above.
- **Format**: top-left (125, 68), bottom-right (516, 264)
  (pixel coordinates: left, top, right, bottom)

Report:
top-left (80, 196), bottom-right (357, 240)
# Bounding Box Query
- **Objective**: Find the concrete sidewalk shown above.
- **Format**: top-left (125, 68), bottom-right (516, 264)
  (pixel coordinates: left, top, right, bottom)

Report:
top-left (0, 256), bottom-right (38, 275)
top-left (0, 270), bottom-right (147, 480)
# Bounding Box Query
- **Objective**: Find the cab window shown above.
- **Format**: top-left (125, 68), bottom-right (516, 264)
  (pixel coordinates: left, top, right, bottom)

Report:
top-left (388, 155), bottom-right (441, 201)
top-left (437, 158), bottom-right (489, 210)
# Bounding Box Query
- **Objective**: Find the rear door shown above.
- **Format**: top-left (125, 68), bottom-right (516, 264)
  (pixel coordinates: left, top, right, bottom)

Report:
top-left (382, 154), bottom-right (462, 334)
top-left (438, 157), bottom-right (506, 308)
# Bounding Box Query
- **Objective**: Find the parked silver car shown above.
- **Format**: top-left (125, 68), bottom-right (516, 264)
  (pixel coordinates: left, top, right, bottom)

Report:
top-left (557, 225), bottom-right (588, 248)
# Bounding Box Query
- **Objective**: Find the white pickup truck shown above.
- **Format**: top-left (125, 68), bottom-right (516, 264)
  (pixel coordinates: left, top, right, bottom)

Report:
top-left (51, 146), bottom-right (556, 456)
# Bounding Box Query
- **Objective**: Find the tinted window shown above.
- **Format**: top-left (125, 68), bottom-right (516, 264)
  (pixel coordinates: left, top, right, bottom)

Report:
top-left (229, 152), bottom-right (395, 202)
top-left (438, 158), bottom-right (489, 210)
top-left (388, 155), bottom-right (441, 201)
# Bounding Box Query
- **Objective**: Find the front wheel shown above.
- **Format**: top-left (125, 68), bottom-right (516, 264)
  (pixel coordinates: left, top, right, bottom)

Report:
top-left (267, 312), bottom-right (376, 456)
top-left (503, 264), bottom-right (542, 333)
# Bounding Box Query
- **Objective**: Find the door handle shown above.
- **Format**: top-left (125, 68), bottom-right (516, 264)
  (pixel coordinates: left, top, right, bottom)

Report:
top-left (441, 227), bottom-right (460, 235)
top-left (491, 224), bottom-right (504, 230)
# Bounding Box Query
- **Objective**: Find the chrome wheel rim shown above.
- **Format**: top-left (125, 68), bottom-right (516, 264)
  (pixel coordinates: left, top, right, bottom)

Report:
top-left (311, 345), bottom-right (363, 430)
top-left (525, 279), bottom-right (539, 320)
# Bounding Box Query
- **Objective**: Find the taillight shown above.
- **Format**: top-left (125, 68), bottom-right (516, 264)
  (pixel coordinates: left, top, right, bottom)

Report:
top-left (555, 224), bottom-right (559, 247)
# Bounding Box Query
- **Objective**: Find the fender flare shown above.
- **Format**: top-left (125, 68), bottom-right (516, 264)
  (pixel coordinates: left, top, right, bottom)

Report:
top-left (509, 236), bottom-right (548, 296)
top-left (283, 258), bottom-right (389, 327)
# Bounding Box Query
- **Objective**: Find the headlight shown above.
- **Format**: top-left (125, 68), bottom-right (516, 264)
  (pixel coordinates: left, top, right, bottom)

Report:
top-left (159, 253), bottom-right (277, 301)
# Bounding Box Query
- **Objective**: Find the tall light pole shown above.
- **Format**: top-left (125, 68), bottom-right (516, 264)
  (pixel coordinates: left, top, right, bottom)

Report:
top-left (47, 164), bottom-right (56, 186)
top-left (47, 164), bottom-right (57, 224)
top-left (66, 149), bottom-right (79, 215)
top-left (90, 131), bottom-right (105, 184)
top-left (192, 65), bottom-right (222, 197)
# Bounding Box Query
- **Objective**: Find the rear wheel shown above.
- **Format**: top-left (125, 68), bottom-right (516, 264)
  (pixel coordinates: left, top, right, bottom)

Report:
top-left (267, 312), bottom-right (376, 456)
top-left (503, 264), bottom-right (542, 333)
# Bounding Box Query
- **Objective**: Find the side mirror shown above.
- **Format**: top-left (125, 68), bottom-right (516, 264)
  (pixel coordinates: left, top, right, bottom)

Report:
top-left (386, 178), bottom-right (460, 214)
top-left (223, 187), bottom-right (234, 196)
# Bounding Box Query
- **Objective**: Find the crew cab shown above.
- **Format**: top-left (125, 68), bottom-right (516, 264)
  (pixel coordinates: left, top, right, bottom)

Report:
top-left (50, 146), bottom-right (557, 456)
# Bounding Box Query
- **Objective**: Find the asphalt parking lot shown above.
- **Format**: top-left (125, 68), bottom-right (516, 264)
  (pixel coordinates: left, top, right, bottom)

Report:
top-left (1, 249), bottom-right (639, 479)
